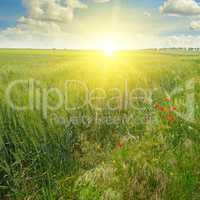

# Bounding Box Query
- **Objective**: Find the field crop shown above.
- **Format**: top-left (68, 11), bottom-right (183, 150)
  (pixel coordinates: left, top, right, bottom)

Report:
top-left (0, 49), bottom-right (200, 199)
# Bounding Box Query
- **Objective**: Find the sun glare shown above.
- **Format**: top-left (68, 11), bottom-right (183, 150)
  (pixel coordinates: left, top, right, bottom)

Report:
top-left (101, 40), bottom-right (116, 56)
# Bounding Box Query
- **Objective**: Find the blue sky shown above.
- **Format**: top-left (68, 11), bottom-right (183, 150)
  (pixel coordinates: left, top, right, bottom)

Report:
top-left (0, 0), bottom-right (24, 29)
top-left (0, 0), bottom-right (200, 49)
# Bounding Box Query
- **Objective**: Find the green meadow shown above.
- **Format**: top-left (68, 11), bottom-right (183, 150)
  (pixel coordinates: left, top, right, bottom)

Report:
top-left (1, 49), bottom-right (200, 199)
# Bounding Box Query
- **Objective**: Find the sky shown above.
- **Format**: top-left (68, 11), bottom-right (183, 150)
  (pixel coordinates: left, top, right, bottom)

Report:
top-left (1, 0), bottom-right (200, 49)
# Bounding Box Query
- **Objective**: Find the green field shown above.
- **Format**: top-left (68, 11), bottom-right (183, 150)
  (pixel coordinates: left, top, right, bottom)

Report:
top-left (1, 49), bottom-right (200, 199)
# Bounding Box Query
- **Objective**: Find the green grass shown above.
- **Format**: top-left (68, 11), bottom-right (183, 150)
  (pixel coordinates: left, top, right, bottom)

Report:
top-left (0, 49), bottom-right (200, 199)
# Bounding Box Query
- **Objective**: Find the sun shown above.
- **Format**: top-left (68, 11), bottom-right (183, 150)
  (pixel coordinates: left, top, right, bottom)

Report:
top-left (101, 39), bottom-right (116, 56)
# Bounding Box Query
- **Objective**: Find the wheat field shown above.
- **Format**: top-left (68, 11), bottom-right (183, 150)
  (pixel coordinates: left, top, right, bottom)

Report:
top-left (0, 49), bottom-right (200, 199)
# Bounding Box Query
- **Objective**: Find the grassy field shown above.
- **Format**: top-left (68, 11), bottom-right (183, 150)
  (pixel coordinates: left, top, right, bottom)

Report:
top-left (0, 49), bottom-right (200, 199)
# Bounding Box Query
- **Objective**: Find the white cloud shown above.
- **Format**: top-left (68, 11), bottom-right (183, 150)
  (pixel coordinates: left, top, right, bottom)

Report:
top-left (0, 0), bottom-right (88, 48)
top-left (22, 0), bottom-right (87, 22)
top-left (160, 0), bottom-right (200, 16)
top-left (0, 0), bottom-right (114, 49)
top-left (144, 12), bottom-right (151, 17)
top-left (190, 20), bottom-right (200, 29)
top-left (1, 0), bottom-right (200, 49)
top-left (163, 35), bottom-right (200, 47)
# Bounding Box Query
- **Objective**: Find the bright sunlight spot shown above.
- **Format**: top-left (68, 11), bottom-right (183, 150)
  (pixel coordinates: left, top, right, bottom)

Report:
top-left (101, 39), bottom-right (117, 56)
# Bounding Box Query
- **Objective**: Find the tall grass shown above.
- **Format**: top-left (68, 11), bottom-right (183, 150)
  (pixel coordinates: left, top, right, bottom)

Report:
top-left (0, 49), bottom-right (200, 199)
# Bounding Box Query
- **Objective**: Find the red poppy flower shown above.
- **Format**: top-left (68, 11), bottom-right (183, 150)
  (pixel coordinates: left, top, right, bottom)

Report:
top-left (172, 106), bottom-right (177, 111)
top-left (165, 97), bottom-right (171, 102)
top-left (117, 143), bottom-right (124, 149)
top-left (159, 107), bottom-right (165, 111)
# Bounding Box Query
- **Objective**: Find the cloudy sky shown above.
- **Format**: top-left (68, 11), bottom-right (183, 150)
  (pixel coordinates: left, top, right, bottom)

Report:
top-left (1, 0), bottom-right (200, 49)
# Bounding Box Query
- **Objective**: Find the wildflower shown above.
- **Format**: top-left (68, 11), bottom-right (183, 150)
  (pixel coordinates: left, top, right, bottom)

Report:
top-left (159, 106), bottom-right (165, 111)
top-left (171, 106), bottom-right (177, 111)
top-left (117, 143), bottom-right (124, 149)
top-left (165, 97), bottom-right (171, 102)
